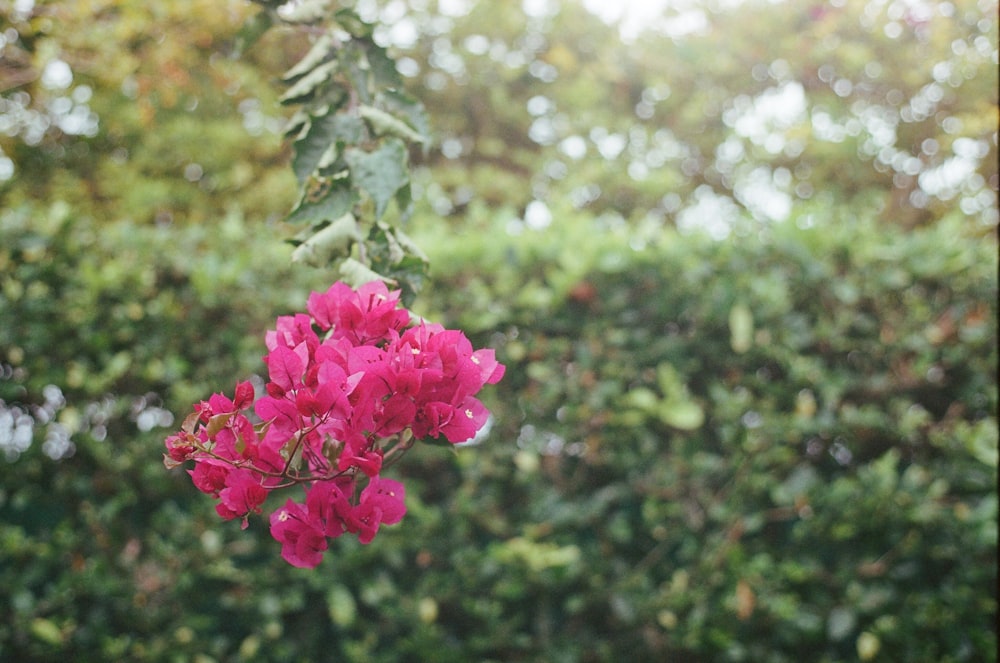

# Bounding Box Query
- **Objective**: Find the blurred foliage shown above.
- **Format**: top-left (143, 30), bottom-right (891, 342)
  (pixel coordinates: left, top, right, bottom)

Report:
top-left (0, 0), bottom-right (997, 661)
top-left (376, 0), bottom-right (998, 231)
top-left (0, 0), bottom-right (296, 224)
top-left (2, 0), bottom-right (996, 233)
top-left (1, 202), bottom-right (995, 662)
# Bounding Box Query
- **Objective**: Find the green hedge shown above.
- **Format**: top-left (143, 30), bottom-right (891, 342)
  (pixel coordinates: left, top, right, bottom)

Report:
top-left (1, 204), bottom-right (996, 662)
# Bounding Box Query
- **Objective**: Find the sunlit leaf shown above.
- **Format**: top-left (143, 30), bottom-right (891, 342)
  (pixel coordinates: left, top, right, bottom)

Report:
top-left (658, 398), bottom-right (704, 430)
top-left (378, 89), bottom-right (431, 146)
top-left (283, 32), bottom-right (336, 81)
top-left (280, 59), bottom-right (338, 104)
top-left (290, 213), bottom-right (360, 266)
top-left (729, 303), bottom-right (753, 354)
top-left (359, 104), bottom-right (428, 145)
top-left (338, 257), bottom-right (393, 288)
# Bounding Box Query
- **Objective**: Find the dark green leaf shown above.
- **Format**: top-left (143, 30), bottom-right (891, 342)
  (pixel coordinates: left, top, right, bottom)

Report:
top-left (361, 39), bottom-right (402, 90)
top-left (345, 139), bottom-right (409, 220)
top-left (292, 111), bottom-right (361, 183)
top-left (287, 176), bottom-right (357, 225)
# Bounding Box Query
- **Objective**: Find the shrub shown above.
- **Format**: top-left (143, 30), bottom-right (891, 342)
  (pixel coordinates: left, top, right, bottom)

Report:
top-left (0, 203), bottom-right (995, 661)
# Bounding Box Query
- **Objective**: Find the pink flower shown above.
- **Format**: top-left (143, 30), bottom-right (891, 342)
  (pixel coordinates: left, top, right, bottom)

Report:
top-left (264, 343), bottom-right (309, 392)
top-left (413, 397), bottom-right (490, 443)
top-left (308, 281), bottom-right (409, 345)
top-left (164, 432), bottom-right (197, 464)
top-left (305, 477), bottom-right (355, 538)
top-left (266, 313), bottom-right (319, 355)
top-left (167, 280), bottom-right (505, 567)
top-left (270, 500), bottom-right (328, 568)
top-left (216, 469), bottom-right (269, 527)
top-left (269, 478), bottom-right (358, 567)
top-left (189, 460), bottom-right (230, 496)
top-left (232, 380), bottom-right (255, 410)
top-left (351, 477), bottom-right (406, 544)
top-left (337, 445), bottom-right (384, 477)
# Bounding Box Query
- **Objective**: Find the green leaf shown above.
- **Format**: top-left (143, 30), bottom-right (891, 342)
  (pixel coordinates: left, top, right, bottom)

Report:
top-left (206, 412), bottom-right (235, 438)
top-left (358, 104), bottom-right (428, 145)
top-left (360, 39), bottom-right (402, 89)
top-left (366, 223), bottom-right (429, 304)
top-left (292, 111), bottom-right (360, 183)
top-left (346, 139), bottom-right (409, 219)
top-left (290, 214), bottom-right (361, 266)
top-left (30, 618), bottom-right (63, 646)
top-left (326, 585), bottom-right (358, 627)
top-left (658, 398), bottom-right (704, 430)
top-left (386, 224), bottom-right (427, 262)
top-left (283, 109), bottom-right (310, 138)
top-left (338, 257), bottom-right (393, 288)
top-left (287, 176), bottom-right (357, 225)
top-left (283, 32), bottom-right (336, 81)
top-left (729, 303), bottom-right (753, 353)
top-left (379, 89), bottom-right (431, 143)
top-left (341, 41), bottom-right (373, 105)
top-left (280, 59), bottom-right (338, 104)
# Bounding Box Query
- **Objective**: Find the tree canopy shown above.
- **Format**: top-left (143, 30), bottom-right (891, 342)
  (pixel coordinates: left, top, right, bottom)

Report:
top-left (2, 0), bottom-right (996, 233)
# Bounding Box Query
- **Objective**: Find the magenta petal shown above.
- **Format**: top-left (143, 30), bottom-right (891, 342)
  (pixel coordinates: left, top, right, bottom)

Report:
top-left (265, 344), bottom-right (305, 391)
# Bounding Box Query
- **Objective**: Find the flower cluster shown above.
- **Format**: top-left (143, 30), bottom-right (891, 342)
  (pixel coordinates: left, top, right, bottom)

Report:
top-left (165, 281), bottom-right (504, 567)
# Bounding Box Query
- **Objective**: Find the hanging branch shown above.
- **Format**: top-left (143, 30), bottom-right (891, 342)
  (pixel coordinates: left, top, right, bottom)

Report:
top-left (247, 0), bottom-right (431, 304)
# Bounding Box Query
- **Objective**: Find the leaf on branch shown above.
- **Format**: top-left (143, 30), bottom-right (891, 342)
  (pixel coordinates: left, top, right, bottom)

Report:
top-left (288, 175), bottom-right (357, 225)
top-left (292, 112), bottom-right (362, 183)
top-left (290, 214), bottom-right (361, 266)
top-left (283, 109), bottom-right (310, 139)
top-left (366, 222), bottom-right (429, 304)
top-left (283, 32), bottom-right (336, 81)
top-left (378, 89), bottom-right (431, 146)
top-left (387, 224), bottom-right (428, 263)
top-left (361, 40), bottom-right (403, 90)
top-left (358, 104), bottom-right (428, 145)
top-left (181, 411), bottom-right (201, 435)
top-left (338, 257), bottom-right (394, 289)
top-left (206, 412), bottom-right (235, 438)
top-left (345, 139), bottom-right (409, 220)
top-left (281, 59), bottom-right (339, 105)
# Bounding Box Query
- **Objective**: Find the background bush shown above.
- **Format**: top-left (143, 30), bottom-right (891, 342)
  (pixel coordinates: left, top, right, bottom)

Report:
top-left (1, 201), bottom-right (995, 662)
